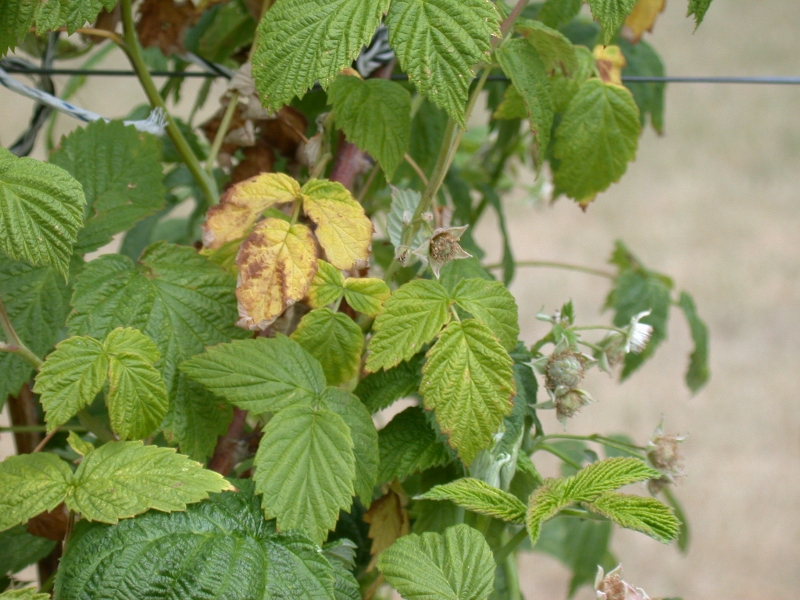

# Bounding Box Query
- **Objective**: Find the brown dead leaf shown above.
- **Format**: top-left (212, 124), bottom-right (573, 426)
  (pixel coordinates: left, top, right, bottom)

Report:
top-left (136, 0), bottom-right (199, 55)
top-left (364, 482), bottom-right (410, 571)
top-left (202, 172), bottom-right (301, 250)
top-left (623, 0), bottom-right (666, 43)
top-left (235, 218), bottom-right (318, 330)
top-left (27, 503), bottom-right (69, 541)
top-left (228, 142), bottom-right (275, 187)
top-left (593, 45), bottom-right (627, 86)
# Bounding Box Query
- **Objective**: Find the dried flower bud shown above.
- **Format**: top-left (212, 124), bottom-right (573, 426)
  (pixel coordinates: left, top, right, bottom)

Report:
top-left (647, 418), bottom-right (686, 484)
top-left (545, 351), bottom-right (587, 393)
top-left (555, 389), bottom-right (592, 425)
top-left (595, 565), bottom-right (650, 600)
top-left (412, 225), bottom-right (472, 278)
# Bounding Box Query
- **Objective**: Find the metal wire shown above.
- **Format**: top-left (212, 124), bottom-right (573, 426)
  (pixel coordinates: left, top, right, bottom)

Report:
top-left (1, 65), bottom-right (800, 85)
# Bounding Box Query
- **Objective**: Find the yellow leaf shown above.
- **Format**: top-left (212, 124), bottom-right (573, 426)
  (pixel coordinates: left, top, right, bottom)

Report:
top-left (593, 45), bottom-right (627, 86)
top-left (235, 218), bottom-right (318, 330)
top-left (624, 0), bottom-right (665, 43)
top-left (364, 482), bottom-right (410, 571)
top-left (202, 173), bottom-right (301, 250)
top-left (300, 179), bottom-right (372, 270)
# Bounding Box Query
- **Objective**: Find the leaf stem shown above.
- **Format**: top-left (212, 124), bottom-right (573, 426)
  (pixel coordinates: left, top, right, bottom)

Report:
top-left (572, 324), bottom-right (627, 335)
top-left (0, 297), bottom-right (43, 368)
top-left (557, 507), bottom-right (607, 521)
top-left (536, 433), bottom-right (645, 453)
top-left (311, 152), bottom-right (333, 179)
top-left (404, 153), bottom-right (429, 186)
top-left (33, 428), bottom-right (59, 453)
top-left (205, 90), bottom-right (239, 175)
top-left (535, 443), bottom-right (583, 470)
top-left (498, 0), bottom-right (531, 39)
top-left (494, 526), bottom-right (528, 564)
top-left (484, 260), bottom-right (615, 278)
top-left (64, 510), bottom-right (76, 544)
top-left (119, 0), bottom-right (217, 207)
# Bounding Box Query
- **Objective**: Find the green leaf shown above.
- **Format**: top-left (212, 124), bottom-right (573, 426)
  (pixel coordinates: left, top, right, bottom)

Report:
top-left (308, 260), bottom-right (346, 308)
top-left (33, 335), bottom-right (108, 432)
top-left (355, 354), bottom-right (424, 413)
top-left (252, 0), bottom-right (391, 111)
top-left (67, 441), bottom-right (233, 524)
top-left (104, 329), bottom-right (169, 440)
top-left (56, 480), bottom-right (337, 600)
top-left (526, 481), bottom-right (571, 544)
top-left (421, 319), bottom-right (515, 464)
top-left (550, 45), bottom-right (595, 113)
top-left (0, 590), bottom-right (50, 600)
top-left (50, 120), bottom-right (166, 254)
top-left (386, 0), bottom-right (500, 126)
top-left (619, 38), bottom-right (665, 133)
top-left (378, 406), bottom-right (451, 483)
top-left (585, 491), bottom-right (679, 543)
top-left (0, 0), bottom-right (35, 55)
top-left (553, 79), bottom-right (640, 203)
top-left (496, 40), bottom-right (554, 164)
top-left (36, 0), bottom-right (116, 34)
top-left (438, 257), bottom-right (493, 294)
top-left (386, 186), bottom-right (427, 250)
top-left (0, 525), bottom-right (56, 575)
top-left (565, 457), bottom-right (660, 502)
top-left (687, 0), bottom-right (713, 27)
top-left (321, 388), bottom-right (379, 507)
top-left (366, 279), bottom-right (451, 372)
top-left (0, 453), bottom-right (72, 532)
top-left (0, 257), bottom-right (70, 409)
top-left (377, 524), bottom-right (495, 600)
top-left (329, 76), bottom-right (411, 179)
top-left (493, 86), bottom-right (527, 120)
top-left (0, 148), bottom-right (85, 277)
top-left (68, 242), bottom-right (245, 460)
top-left (254, 406), bottom-right (355, 543)
top-left (343, 277), bottom-right (391, 317)
top-left (420, 478), bottom-right (527, 524)
top-left (292, 309), bottom-right (364, 386)
top-left (452, 279), bottom-right (520, 351)
top-left (536, 0), bottom-right (582, 29)
top-left (67, 431), bottom-right (95, 457)
top-left (181, 335), bottom-right (326, 414)
top-left (516, 18), bottom-right (578, 76)
top-left (678, 291), bottom-right (710, 393)
top-left (586, 0), bottom-right (637, 44)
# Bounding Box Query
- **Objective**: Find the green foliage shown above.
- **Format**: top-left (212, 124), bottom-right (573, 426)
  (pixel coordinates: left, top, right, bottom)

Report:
top-left (181, 336), bottom-right (326, 414)
top-left (553, 79), bottom-right (641, 203)
top-left (329, 76), bottom-right (411, 179)
top-left (451, 279), bottom-right (520, 351)
top-left (496, 40), bottom-right (554, 163)
top-left (0, 256), bottom-right (70, 407)
top-left (678, 291), bottom-right (710, 392)
top-left (0, 453), bottom-right (72, 532)
top-left (0, 589), bottom-right (50, 599)
top-left (253, 406), bottom-right (355, 543)
top-left (342, 277), bottom-right (391, 317)
top-left (587, 0), bottom-right (638, 43)
top-left (386, 0), bottom-right (500, 126)
top-left (420, 478), bottom-right (527, 523)
top-left (69, 242), bottom-right (245, 459)
top-left (586, 492), bottom-right (680, 543)
top-left (0, 525), bottom-right (56, 576)
top-left (619, 38), bottom-right (666, 133)
top-left (292, 308), bottom-right (364, 386)
top-left (252, 0), bottom-right (391, 111)
top-left (0, 148), bottom-right (85, 278)
top-left (377, 524), bottom-right (495, 600)
top-left (355, 355), bottom-right (424, 413)
top-left (421, 319), bottom-right (515, 464)
top-left (34, 328), bottom-right (168, 439)
top-left (55, 481), bottom-right (340, 600)
top-left (366, 279), bottom-right (451, 372)
top-left (536, 0), bottom-right (583, 29)
top-left (378, 406), bottom-right (451, 483)
top-left (688, 0), bottom-right (714, 27)
top-left (50, 120), bottom-right (166, 254)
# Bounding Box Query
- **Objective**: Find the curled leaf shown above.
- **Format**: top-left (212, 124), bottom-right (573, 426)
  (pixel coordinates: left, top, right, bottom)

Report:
top-left (235, 218), bottom-right (318, 330)
top-left (203, 173), bottom-right (300, 250)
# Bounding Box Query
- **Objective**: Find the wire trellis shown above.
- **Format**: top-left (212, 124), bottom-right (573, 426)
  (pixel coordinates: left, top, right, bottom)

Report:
top-left (2, 65), bottom-right (800, 85)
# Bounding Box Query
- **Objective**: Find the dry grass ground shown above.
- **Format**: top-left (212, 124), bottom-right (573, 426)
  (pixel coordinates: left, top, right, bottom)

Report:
top-left (2, 1), bottom-right (800, 597)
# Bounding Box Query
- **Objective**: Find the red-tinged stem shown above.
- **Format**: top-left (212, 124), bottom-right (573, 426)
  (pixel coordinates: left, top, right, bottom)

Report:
top-left (208, 408), bottom-right (248, 475)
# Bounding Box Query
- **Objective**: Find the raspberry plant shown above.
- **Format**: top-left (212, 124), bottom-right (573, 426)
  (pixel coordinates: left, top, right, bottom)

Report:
top-left (0, 0), bottom-right (713, 597)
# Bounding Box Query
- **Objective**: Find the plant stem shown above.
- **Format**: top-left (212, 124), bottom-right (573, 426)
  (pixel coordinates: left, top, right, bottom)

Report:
top-left (484, 260), bottom-right (615, 279)
top-left (558, 507), bottom-right (607, 521)
top-left (0, 425), bottom-right (87, 433)
top-left (205, 90), bottom-right (239, 175)
top-left (357, 163), bottom-right (380, 203)
top-left (498, 0), bottom-right (531, 39)
top-left (536, 433), bottom-right (645, 453)
top-left (77, 409), bottom-right (116, 443)
top-left (63, 510), bottom-right (76, 544)
top-left (119, 0), bottom-right (217, 207)
top-left (494, 526), bottom-right (528, 564)
top-left (404, 153), bottom-right (429, 186)
top-left (0, 297), bottom-right (42, 368)
top-left (535, 443), bottom-right (583, 470)
top-left (311, 152), bottom-right (333, 179)
top-left (33, 428), bottom-right (59, 453)
top-left (572, 325), bottom-right (627, 335)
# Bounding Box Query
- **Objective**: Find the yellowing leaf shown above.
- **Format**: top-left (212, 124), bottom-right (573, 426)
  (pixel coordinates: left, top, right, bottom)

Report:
top-left (364, 484), bottom-right (410, 571)
top-left (593, 44), bottom-right (627, 86)
top-left (624, 0), bottom-right (665, 43)
top-left (202, 173), bottom-right (300, 250)
top-left (300, 179), bottom-right (372, 270)
top-left (235, 218), bottom-right (318, 330)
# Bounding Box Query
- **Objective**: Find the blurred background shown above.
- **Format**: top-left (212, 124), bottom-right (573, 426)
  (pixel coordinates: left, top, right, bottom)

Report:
top-left (2, 0), bottom-right (799, 598)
